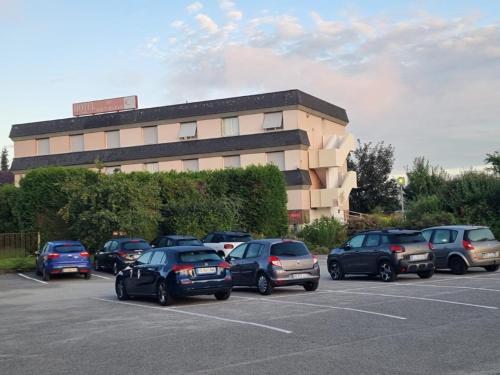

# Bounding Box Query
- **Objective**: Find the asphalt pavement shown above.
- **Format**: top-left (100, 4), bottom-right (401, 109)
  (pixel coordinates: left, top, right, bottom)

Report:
top-left (1, 257), bottom-right (500, 375)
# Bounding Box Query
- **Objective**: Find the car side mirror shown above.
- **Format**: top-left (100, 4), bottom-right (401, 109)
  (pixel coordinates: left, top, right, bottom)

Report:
top-left (34, 251), bottom-right (40, 256)
top-left (344, 245), bottom-right (351, 250)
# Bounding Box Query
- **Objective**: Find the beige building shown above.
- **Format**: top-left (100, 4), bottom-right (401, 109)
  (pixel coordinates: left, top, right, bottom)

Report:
top-left (9, 90), bottom-right (357, 224)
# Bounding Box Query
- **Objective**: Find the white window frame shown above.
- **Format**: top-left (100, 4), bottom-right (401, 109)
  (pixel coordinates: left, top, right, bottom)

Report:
top-left (263, 112), bottom-right (283, 130)
top-left (223, 155), bottom-right (240, 169)
top-left (222, 117), bottom-right (239, 136)
top-left (105, 166), bottom-right (121, 175)
top-left (182, 159), bottom-right (199, 172)
top-left (178, 122), bottom-right (197, 139)
top-left (105, 130), bottom-right (120, 149)
top-left (70, 134), bottom-right (84, 152)
top-left (37, 138), bottom-right (50, 156)
top-left (144, 162), bottom-right (159, 173)
top-left (143, 126), bottom-right (158, 145)
top-left (267, 151), bottom-right (285, 171)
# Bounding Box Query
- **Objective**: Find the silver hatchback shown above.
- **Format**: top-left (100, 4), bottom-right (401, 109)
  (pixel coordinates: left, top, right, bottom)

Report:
top-left (422, 225), bottom-right (500, 274)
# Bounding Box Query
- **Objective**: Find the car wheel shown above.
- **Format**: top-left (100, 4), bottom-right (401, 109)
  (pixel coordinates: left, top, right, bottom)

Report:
top-left (379, 261), bottom-right (396, 282)
top-left (84, 272), bottom-right (91, 280)
top-left (257, 273), bottom-right (273, 295)
top-left (417, 269), bottom-right (434, 279)
top-left (113, 262), bottom-right (119, 275)
top-left (115, 277), bottom-right (129, 300)
top-left (214, 290), bottom-right (231, 300)
top-left (42, 267), bottom-right (50, 281)
top-left (303, 281), bottom-right (319, 291)
top-left (157, 281), bottom-right (171, 306)
top-left (35, 263), bottom-right (42, 276)
top-left (328, 261), bottom-right (344, 280)
top-left (484, 265), bottom-right (500, 272)
top-left (449, 256), bottom-right (467, 275)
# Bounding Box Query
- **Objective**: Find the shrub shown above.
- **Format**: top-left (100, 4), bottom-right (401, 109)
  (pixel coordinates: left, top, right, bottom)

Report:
top-left (299, 217), bottom-right (347, 249)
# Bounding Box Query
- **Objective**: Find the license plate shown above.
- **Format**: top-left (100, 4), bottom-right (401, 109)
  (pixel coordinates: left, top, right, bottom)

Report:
top-left (291, 273), bottom-right (310, 279)
top-left (196, 267), bottom-right (216, 275)
top-left (483, 252), bottom-right (499, 259)
top-left (410, 254), bottom-right (428, 261)
top-left (62, 268), bottom-right (78, 273)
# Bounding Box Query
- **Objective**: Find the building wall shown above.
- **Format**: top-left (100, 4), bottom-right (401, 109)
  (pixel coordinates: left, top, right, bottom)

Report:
top-left (241, 153), bottom-right (267, 167)
top-left (121, 128), bottom-right (143, 147)
top-left (198, 119), bottom-right (222, 139)
top-left (50, 136), bottom-right (70, 154)
top-left (84, 132), bottom-right (106, 151)
top-left (199, 157), bottom-right (223, 171)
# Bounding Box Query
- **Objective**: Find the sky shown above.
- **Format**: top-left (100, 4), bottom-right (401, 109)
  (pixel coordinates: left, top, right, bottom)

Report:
top-left (1, 0), bottom-right (499, 172)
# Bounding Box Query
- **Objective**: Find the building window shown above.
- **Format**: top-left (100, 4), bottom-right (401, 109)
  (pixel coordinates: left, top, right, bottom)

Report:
top-left (105, 130), bottom-right (120, 149)
top-left (70, 134), bottom-right (84, 152)
top-left (263, 112), bottom-right (283, 130)
top-left (222, 117), bottom-right (239, 136)
top-left (144, 162), bottom-right (159, 173)
top-left (178, 122), bottom-right (197, 139)
top-left (105, 166), bottom-right (121, 174)
top-left (224, 155), bottom-right (240, 169)
top-left (37, 138), bottom-right (50, 155)
top-left (143, 126), bottom-right (158, 145)
top-left (183, 159), bottom-right (199, 172)
top-left (267, 151), bottom-right (285, 171)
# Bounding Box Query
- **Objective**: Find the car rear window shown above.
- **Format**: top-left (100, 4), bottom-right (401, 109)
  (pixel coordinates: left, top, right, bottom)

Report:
top-left (122, 241), bottom-right (150, 250)
top-left (465, 228), bottom-right (496, 242)
top-left (226, 235), bottom-right (252, 242)
top-left (390, 233), bottom-right (426, 244)
top-left (177, 239), bottom-right (203, 246)
top-left (270, 242), bottom-right (309, 257)
top-left (178, 250), bottom-right (221, 263)
top-left (53, 244), bottom-right (84, 253)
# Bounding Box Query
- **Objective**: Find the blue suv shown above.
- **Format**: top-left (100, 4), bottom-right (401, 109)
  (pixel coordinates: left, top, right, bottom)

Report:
top-left (35, 241), bottom-right (91, 281)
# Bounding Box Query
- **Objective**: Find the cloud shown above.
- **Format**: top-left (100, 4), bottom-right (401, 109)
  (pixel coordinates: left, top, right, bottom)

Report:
top-left (170, 19), bottom-right (184, 28)
top-left (195, 14), bottom-right (219, 33)
top-left (227, 10), bottom-right (242, 21)
top-left (186, 2), bottom-right (203, 14)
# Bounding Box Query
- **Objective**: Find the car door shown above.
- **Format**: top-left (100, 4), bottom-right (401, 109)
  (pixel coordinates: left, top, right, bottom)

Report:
top-left (360, 234), bottom-right (381, 274)
top-left (96, 241), bottom-right (110, 268)
top-left (135, 250), bottom-right (166, 295)
top-left (126, 251), bottom-right (153, 294)
top-left (341, 234), bottom-right (366, 273)
top-left (430, 229), bottom-right (453, 268)
top-left (227, 244), bottom-right (248, 285)
top-left (36, 243), bottom-right (48, 270)
top-left (239, 243), bottom-right (263, 285)
top-left (106, 241), bottom-right (119, 268)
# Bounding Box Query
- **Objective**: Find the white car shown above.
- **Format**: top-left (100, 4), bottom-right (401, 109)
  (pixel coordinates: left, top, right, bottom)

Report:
top-left (202, 231), bottom-right (252, 256)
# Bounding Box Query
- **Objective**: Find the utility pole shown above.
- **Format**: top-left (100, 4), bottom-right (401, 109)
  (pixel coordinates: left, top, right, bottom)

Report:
top-left (397, 176), bottom-right (406, 219)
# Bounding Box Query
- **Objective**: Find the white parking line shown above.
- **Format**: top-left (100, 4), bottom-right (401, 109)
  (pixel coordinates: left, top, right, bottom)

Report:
top-left (92, 273), bottom-right (112, 280)
top-left (17, 273), bottom-right (47, 285)
top-left (330, 291), bottom-right (498, 310)
top-left (93, 298), bottom-right (292, 334)
top-left (396, 284), bottom-right (500, 293)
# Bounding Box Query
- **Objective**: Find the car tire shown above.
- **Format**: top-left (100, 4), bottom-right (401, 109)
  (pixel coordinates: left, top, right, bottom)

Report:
top-left (417, 269), bottom-right (434, 279)
top-left (328, 261), bottom-right (344, 280)
top-left (115, 277), bottom-right (129, 300)
top-left (35, 263), bottom-right (42, 276)
top-left (214, 290), bottom-right (231, 300)
top-left (257, 273), bottom-right (273, 295)
top-left (84, 272), bottom-right (91, 280)
top-left (379, 261), bottom-right (396, 282)
top-left (113, 262), bottom-right (119, 275)
top-left (42, 267), bottom-right (50, 282)
top-left (484, 265), bottom-right (500, 272)
top-left (449, 256), bottom-right (467, 275)
top-left (303, 281), bottom-right (319, 291)
top-left (157, 281), bottom-right (171, 306)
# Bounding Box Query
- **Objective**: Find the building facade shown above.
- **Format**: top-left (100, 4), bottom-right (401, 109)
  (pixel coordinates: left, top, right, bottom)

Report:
top-left (9, 90), bottom-right (356, 224)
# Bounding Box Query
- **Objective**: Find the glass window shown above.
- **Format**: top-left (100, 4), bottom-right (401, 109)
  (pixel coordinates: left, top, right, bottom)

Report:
top-left (450, 230), bottom-right (458, 242)
top-left (203, 234), bottom-right (213, 243)
top-left (223, 117), bottom-right (239, 136)
top-left (245, 244), bottom-right (262, 258)
top-left (144, 162), bottom-right (159, 173)
top-left (103, 241), bottom-right (111, 251)
top-left (364, 234), bottom-right (380, 247)
top-left (70, 134), bottom-right (84, 152)
top-left (465, 228), bottom-right (496, 242)
top-left (391, 233), bottom-right (426, 244)
top-left (422, 230), bottom-right (432, 242)
top-left (381, 235), bottom-right (391, 244)
top-left (178, 122), bottom-right (197, 139)
top-left (432, 229), bottom-right (451, 244)
top-left (270, 242), bottom-right (309, 256)
top-left (105, 166), bottom-right (121, 174)
top-left (122, 241), bottom-right (150, 250)
top-left (229, 244), bottom-right (247, 259)
top-left (53, 244), bottom-right (84, 253)
top-left (267, 151), bottom-right (285, 171)
top-left (105, 130), bottom-right (120, 148)
top-left (183, 159), bottom-right (199, 172)
top-left (226, 234), bottom-right (252, 242)
top-left (263, 112), bottom-right (283, 130)
top-left (150, 251), bottom-right (166, 265)
top-left (348, 235), bottom-right (365, 248)
top-left (224, 155), bottom-right (240, 169)
top-left (143, 126), bottom-right (158, 145)
top-left (178, 250), bottom-right (220, 263)
top-left (37, 138), bottom-right (50, 155)
top-left (177, 239), bottom-right (203, 246)
top-left (136, 251), bottom-right (153, 265)
top-left (109, 241), bottom-right (119, 251)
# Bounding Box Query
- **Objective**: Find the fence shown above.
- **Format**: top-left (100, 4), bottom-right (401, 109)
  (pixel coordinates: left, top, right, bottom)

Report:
top-left (0, 232), bottom-right (39, 258)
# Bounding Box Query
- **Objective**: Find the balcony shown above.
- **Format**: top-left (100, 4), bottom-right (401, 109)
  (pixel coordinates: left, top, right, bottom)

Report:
top-left (310, 171), bottom-right (357, 208)
top-left (309, 133), bottom-right (355, 169)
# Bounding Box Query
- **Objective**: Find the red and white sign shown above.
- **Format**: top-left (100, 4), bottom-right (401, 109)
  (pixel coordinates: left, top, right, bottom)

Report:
top-left (73, 95), bottom-right (138, 116)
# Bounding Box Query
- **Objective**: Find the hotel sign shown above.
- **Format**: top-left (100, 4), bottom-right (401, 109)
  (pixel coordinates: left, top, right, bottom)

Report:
top-left (73, 95), bottom-right (138, 116)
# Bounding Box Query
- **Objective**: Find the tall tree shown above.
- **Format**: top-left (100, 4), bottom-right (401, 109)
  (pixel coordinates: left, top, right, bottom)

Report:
top-left (348, 140), bottom-right (400, 213)
top-left (1, 147), bottom-right (9, 171)
top-left (485, 151), bottom-right (500, 176)
top-left (405, 157), bottom-right (448, 201)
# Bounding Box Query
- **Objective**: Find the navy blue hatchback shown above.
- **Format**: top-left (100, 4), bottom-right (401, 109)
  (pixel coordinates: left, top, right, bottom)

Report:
top-left (35, 241), bottom-right (91, 281)
top-left (115, 246), bottom-right (232, 306)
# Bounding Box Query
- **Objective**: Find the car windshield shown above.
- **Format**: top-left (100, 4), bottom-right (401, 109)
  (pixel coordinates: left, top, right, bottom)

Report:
top-left (177, 239), bottom-right (203, 246)
top-left (465, 228), bottom-right (496, 242)
top-left (123, 241), bottom-right (150, 250)
top-left (53, 244), bottom-right (84, 253)
top-left (271, 242), bottom-right (309, 257)
top-left (227, 235), bottom-right (252, 242)
top-left (390, 233), bottom-right (426, 244)
top-left (178, 250), bottom-right (221, 263)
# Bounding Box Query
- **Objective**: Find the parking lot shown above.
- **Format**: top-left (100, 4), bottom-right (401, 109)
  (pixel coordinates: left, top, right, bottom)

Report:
top-left (2, 257), bottom-right (500, 375)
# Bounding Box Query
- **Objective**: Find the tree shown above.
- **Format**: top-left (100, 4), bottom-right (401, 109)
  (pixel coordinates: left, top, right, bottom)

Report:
top-left (405, 157), bottom-right (448, 201)
top-left (485, 151), bottom-right (500, 176)
top-left (1, 147), bottom-right (9, 171)
top-left (348, 140), bottom-right (399, 213)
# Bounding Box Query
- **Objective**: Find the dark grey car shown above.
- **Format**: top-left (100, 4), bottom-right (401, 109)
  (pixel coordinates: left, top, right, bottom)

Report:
top-left (227, 239), bottom-right (320, 295)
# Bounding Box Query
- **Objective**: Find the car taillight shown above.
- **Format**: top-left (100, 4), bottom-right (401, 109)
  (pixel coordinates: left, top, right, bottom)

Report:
top-left (118, 251), bottom-right (128, 258)
top-left (218, 261), bottom-right (231, 269)
top-left (312, 255), bottom-right (318, 265)
top-left (224, 244), bottom-right (234, 250)
top-left (172, 264), bottom-right (195, 273)
top-left (269, 256), bottom-right (282, 267)
top-left (428, 242), bottom-right (434, 250)
top-left (80, 251), bottom-right (89, 257)
top-left (462, 240), bottom-right (475, 250)
top-left (47, 253), bottom-right (60, 260)
top-left (390, 245), bottom-right (405, 253)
